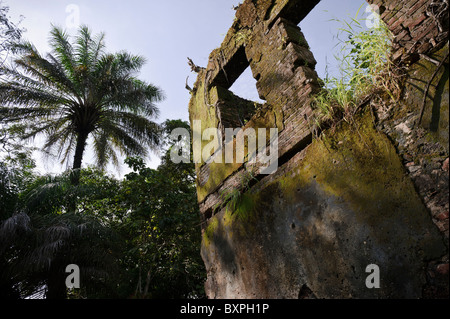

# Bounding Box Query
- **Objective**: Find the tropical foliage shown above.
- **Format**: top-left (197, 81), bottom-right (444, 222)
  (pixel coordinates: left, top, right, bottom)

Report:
top-left (0, 122), bottom-right (205, 299)
top-left (1, 14), bottom-right (204, 299)
top-left (1, 1), bottom-right (23, 65)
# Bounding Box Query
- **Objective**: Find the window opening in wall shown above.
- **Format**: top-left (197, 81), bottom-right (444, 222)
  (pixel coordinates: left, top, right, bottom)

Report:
top-left (213, 45), bottom-right (264, 129)
top-left (229, 65), bottom-right (265, 105)
top-left (217, 65), bottom-right (263, 129)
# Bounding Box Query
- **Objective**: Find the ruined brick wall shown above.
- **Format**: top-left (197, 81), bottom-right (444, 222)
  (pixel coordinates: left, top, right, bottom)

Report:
top-left (372, 0), bottom-right (449, 298)
top-left (368, 0), bottom-right (448, 61)
top-left (188, 0), bottom-right (449, 299)
top-left (189, 0), bottom-right (321, 217)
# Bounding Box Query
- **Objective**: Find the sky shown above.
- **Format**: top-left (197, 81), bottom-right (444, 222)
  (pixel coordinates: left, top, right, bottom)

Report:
top-left (4, 0), bottom-right (372, 178)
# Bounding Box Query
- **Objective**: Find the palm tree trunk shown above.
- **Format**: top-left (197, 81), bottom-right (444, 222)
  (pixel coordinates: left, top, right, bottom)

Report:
top-left (71, 131), bottom-right (88, 186)
top-left (46, 263), bottom-right (67, 299)
top-left (46, 276), bottom-right (67, 299)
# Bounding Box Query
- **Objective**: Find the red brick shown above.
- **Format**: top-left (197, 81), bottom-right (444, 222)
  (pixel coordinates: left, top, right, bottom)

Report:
top-left (381, 10), bottom-right (395, 22)
top-left (411, 22), bottom-right (438, 42)
top-left (417, 42), bottom-right (432, 54)
top-left (391, 24), bottom-right (404, 35)
top-left (389, 15), bottom-right (405, 30)
top-left (392, 48), bottom-right (404, 61)
top-left (387, 12), bottom-right (404, 27)
top-left (436, 211), bottom-right (449, 221)
top-left (407, 1), bottom-right (427, 16)
top-left (395, 29), bottom-right (410, 41)
top-left (436, 263), bottom-right (449, 275)
top-left (443, 158), bottom-right (449, 172)
top-left (404, 13), bottom-right (427, 29)
top-left (404, 0), bottom-right (421, 10)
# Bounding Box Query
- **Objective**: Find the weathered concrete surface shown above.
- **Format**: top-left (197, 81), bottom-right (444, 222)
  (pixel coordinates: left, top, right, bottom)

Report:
top-left (375, 44), bottom-right (449, 298)
top-left (201, 113), bottom-right (446, 298)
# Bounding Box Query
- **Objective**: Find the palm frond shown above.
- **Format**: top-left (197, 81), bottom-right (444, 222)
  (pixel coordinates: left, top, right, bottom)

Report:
top-left (95, 121), bottom-right (147, 161)
top-left (107, 110), bottom-right (161, 147)
top-left (43, 125), bottom-right (76, 162)
top-left (0, 212), bottom-right (31, 243)
top-left (0, 81), bottom-right (72, 108)
top-left (0, 106), bottom-right (56, 122)
top-left (10, 41), bottom-right (79, 100)
top-left (48, 25), bottom-right (78, 85)
top-left (101, 77), bottom-right (163, 117)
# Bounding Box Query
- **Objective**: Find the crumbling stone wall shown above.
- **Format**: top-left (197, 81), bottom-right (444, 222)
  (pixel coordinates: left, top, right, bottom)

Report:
top-left (374, 37), bottom-right (449, 299)
top-left (188, 0), bottom-right (449, 299)
top-left (189, 0), bottom-right (321, 213)
top-left (370, 0), bottom-right (449, 298)
top-left (367, 0), bottom-right (448, 61)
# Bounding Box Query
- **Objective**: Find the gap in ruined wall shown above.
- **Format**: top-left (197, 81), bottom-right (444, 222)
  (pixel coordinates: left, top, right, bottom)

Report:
top-left (228, 66), bottom-right (265, 104)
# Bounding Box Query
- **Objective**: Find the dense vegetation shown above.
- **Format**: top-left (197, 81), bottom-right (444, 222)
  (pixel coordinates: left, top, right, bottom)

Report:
top-left (0, 120), bottom-right (205, 299)
top-left (0, 3), bottom-right (204, 299)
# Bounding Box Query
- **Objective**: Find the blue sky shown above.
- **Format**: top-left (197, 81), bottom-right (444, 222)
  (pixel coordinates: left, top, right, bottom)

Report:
top-left (5, 0), bottom-right (371, 177)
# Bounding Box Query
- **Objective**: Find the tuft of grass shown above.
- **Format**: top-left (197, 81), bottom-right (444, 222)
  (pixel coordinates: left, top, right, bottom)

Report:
top-left (312, 5), bottom-right (401, 128)
top-left (213, 170), bottom-right (257, 215)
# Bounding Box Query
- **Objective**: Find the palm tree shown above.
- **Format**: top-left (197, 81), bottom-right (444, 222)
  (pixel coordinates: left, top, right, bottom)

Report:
top-left (0, 25), bottom-right (164, 184)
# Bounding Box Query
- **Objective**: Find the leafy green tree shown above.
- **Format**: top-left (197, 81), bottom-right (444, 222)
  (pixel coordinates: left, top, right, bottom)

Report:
top-left (83, 120), bottom-right (205, 298)
top-left (0, 168), bottom-right (122, 299)
top-left (123, 120), bottom-right (204, 298)
top-left (0, 151), bottom-right (35, 298)
top-left (1, 1), bottom-right (23, 65)
top-left (118, 155), bottom-right (204, 298)
top-left (1, 120), bottom-right (205, 299)
top-left (0, 150), bottom-right (34, 220)
top-left (0, 25), bottom-right (164, 184)
top-left (1, 1), bottom-right (24, 149)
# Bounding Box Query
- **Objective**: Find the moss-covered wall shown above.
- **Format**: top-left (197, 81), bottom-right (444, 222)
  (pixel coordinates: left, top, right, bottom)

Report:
top-left (201, 112), bottom-right (446, 298)
top-left (189, 0), bottom-right (320, 207)
top-left (375, 44), bottom-right (449, 297)
top-left (188, 0), bottom-right (449, 299)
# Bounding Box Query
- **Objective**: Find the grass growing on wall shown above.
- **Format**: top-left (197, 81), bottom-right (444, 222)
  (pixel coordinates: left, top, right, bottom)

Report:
top-left (313, 6), bottom-right (401, 127)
